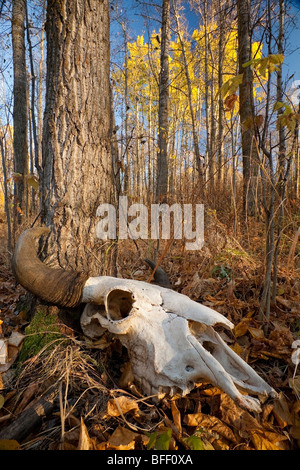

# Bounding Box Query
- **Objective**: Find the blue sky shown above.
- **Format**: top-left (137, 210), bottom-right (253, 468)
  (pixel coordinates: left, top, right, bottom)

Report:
top-left (113, 0), bottom-right (300, 83)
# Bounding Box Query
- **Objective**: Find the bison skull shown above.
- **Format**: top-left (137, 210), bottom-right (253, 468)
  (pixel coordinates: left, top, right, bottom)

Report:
top-left (12, 227), bottom-right (277, 412)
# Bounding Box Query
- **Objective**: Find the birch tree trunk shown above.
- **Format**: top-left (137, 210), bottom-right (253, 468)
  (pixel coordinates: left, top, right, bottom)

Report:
top-left (157, 0), bottom-right (171, 201)
top-left (42, 0), bottom-right (113, 275)
top-left (174, 7), bottom-right (204, 197)
top-left (12, 0), bottom-right (28, 223)
top-left (217, 0), bottom-right (225, 192)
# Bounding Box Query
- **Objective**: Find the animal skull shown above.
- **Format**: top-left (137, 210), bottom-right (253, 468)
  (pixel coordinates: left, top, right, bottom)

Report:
top-left (12, 227), bottom-right (277, 412)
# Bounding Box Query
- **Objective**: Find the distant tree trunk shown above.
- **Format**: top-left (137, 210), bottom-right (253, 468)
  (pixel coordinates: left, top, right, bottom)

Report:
top-left (217, 0), bottom-right (225, 192)
top-left (0, 135), bottom-right (12, 252)
top-left (157, 0), bottom-right (171, 201)
top-left (12, 0), bottom-right (28, 224)
top-left (42, 0), bottom-right (113, 275)
top-left (237, 0), bottom-right (257, 217)
top-left (122, 21), bottom-right (130, 195)
top-left (272, 0), bottom-right (286, 303)
top-left (174, 6), bottom-right (204, 198)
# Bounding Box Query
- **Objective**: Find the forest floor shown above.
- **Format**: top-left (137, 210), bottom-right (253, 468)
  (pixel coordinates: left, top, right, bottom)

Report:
top-left (0, 212), bottom-right (299, 451)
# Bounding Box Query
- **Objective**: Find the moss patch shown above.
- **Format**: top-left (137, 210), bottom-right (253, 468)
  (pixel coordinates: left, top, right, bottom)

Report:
top-left (19, 308), bottom-right (63, 364)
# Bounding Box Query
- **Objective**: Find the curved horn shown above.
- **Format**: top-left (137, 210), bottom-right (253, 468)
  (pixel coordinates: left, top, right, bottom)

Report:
top-left (144, 258), bottom-right (171, 288)
top-left (12, 227), bottom-right (89, 307)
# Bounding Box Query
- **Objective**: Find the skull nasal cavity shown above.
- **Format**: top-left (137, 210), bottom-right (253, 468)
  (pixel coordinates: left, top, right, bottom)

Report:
top-left (106, 289), bottom-right (134, 321)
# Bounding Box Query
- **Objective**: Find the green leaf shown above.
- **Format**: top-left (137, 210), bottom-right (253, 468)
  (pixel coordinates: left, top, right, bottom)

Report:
top-left (219, 74), bottom-right (243, 99)
top-left (26, 174), bottom-right (39, 191)
top-left (242, 54), bottom-right (284, 78)
top-left (269, 53), bottom-right (285, 65)
top-left (273, 101), bottom-right (286, 112)
top-left (147, 431), bottom-right (157, 450)
top-left (154, 429), bottom-right (172, 450)
top-left (184, 435), bottom-right (205, 450)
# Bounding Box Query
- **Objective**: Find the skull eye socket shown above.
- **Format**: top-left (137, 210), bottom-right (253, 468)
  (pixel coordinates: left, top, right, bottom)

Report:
top-left (106, 289), bottom-right (134, 321)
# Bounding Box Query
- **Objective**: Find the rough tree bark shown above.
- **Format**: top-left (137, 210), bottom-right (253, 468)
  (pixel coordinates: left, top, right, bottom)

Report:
top-left (237, 0), bottom-right (257, 218)
top-left (42, 0), bottom-right (113, 275)
top-left (12, 0), bottom-right (28, 223)
top-left (157, 0), bottom-right (171, 201)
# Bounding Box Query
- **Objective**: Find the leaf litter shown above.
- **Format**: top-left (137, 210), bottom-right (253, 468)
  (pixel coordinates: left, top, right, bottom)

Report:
top-left (0, 224), bottom-right (300, 450)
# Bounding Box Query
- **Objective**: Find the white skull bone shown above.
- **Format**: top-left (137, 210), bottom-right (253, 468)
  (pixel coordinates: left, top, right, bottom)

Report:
top-left (80, 276), bottom-right (277, 412)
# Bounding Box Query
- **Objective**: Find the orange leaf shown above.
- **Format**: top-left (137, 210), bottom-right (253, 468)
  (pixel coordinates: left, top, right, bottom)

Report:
top-left (224, 93), bottom-right (238, 111)
top-left (249, 429), bottom-right (288, 450)
top-left (233, 319), bottom-right (250, 337)
top-left (184, 412), bottom-right (237, 444)
top-left (107, 426), bottom-right (138, 450)
top-left (170, 400), bottom-right (182, 435)
top-left (77, 417), bottom-right (93, 450)
top-left (107, 395), bottom-right (140, 417)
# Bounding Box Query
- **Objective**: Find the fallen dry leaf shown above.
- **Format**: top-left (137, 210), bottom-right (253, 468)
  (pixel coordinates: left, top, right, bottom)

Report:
top-left (230, 342), bottom-right (249, 361)
top-left (219, 393), bottom-right (263, 434)
top-left (8, 331), bottom-right (25, 348)
top-left (0, 439), bottom-right (20, 450)
top-left (14, 382), bottom-right (40, 414)
top-left (289, 425), bottom-right (300, 440)
top-left (184, 412), bottom-right (237, 444)
top-left (0, 345), bottom-right (19, 372)
top-left (78, 417), bottom-right (94, 450)
top-left (272, 392), bottom-right (293, 428)
top-left (107, 395), bottom-right (140, 417)
top-left (289, 375), bottom-right (300, 399)
top-left (118, 361), bottom-right (134, 388)
top-left (106, 425), bottom-right (138, 450)
top-left (199, 386), bottom-right (221, 397)
top-left (249, 429), bottom-right (288, 450)
top-left (233, 318), bottom-right (251, 338)
top-left (248, 326), bottom-right (265, 340)
top-left (0, 339), bottom-right (7, 364)
top-left (170, 399), bottom-right (182, 435)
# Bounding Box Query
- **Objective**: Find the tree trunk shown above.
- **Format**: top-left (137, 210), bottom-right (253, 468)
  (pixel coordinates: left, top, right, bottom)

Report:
top-left (42, 0), bottom-right (113, 275)
top-left (174, 7), bottom-right (204, 197)
top-left (272, 0), bottom-right (286, 304)
top-left (12, 0), bottom-right (28, 224)
top-left (217, 0), bottom-right (225, 192)
top-left (157, 0), bottom-right (171, 201)
top-left (237, 0), bottom-right (257, 218)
